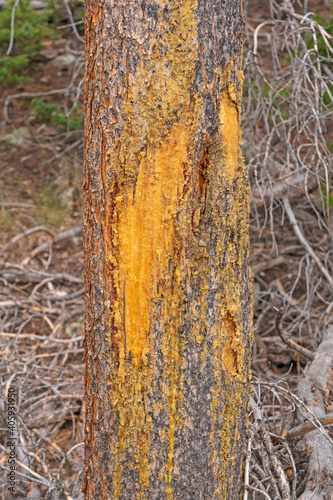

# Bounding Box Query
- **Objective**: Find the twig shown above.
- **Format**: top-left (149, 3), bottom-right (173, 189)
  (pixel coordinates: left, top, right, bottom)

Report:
top-left (276, 307), bottom-right (315, 360)
top-left (4, 88), bottom-right (69, 123)
top-left (57, 20), bottom-right (84, 30)
top-left (66, 442), bottom-right (84, 456)
top-left (0, 226), bottom-right (55, 256)
top-left (259, 422), bottom-right (291, 499)
top-left (0, 201), bottom-right (34, 208)
top-left (283, 197), bottom-right (333, 290)
top-left (59, 442), bottom-right (84, 470)
top-left (6, 0), bottom-right (20, 56)
top-left (284, 441), bottom-right (297, 499)
top-left (0, 447), bottom-right (50, 486)
top-left (253, 21), bottom-right (275, 55)
top-left (17, 461), bottom-right (50, 486)
top-left (37, 287), bottom-right (85, 302)
top-left (22, 223), bottom-right (82, 265)
top-left (0, 287), bottom-right (84, 308)
top-left (243, 434), bottom-right (252, 500)
top-left (1, 266), bottom-right (83, 285)
top-left (62, 0), bottom-right (84, 42)
top-left (29, 393), bottom-right (83, 411)
top-left (250, 172), bottom-right (318, 207)
top-left (246, 485), bottom-right (272, 499)
top-left (258, 381), bottom-right (333, 447)
top-left (45, 138), bottom-right (83, 165)
top-left (1, 332), bottom-right (83, 344)
top-left (252, 256), bottom-right (286, 274)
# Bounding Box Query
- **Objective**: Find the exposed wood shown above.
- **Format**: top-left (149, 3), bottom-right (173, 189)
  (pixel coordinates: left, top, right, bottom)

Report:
top-left (83, 0), bottom-right (253, 498)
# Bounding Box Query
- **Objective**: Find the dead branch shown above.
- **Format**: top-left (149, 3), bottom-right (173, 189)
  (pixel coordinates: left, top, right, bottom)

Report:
top-left (259, 423), bottom-right (291, 499)
top-left (276, 307), bottom-right (315, 360)
top-left (252, 256), bottom-right (286, 274)
top-left (287, 413), bottom-right (333, 439)
top-left (0, 287), bottom-right (84, 308)
top-left (250, 172), bottom-right (319, 207)
top-left (22, 223), bottom-right (82, 265)
top-left (0, 226), bottom-right (55, 256)
top-left (296, 327), bottom-right (333, 499)
top-left (283, 197), bottom-right (333, 290)
top-left (3, 88), bottom-right (69, 123)
top-left (1, 266), bottom-right (83, 285)
top-left (1, 332), bottom-right (83, 344)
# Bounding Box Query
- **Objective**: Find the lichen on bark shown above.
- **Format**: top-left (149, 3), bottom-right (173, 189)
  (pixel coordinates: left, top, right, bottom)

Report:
top-left (83, 0), bottom-right (253, 498)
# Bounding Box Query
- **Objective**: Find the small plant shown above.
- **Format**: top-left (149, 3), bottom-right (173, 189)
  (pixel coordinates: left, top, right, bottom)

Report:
top-left (31, 98), bottom-right (57, 124)
top-left (320, 183), bottom-right (333, 209)
top-left (305, 10), bottom-right (333, 110)
top-left (0, 55), bottom-right (31, 88)
top-left (0, 0), bottom-right (59, 88)
top-left (32, 99), bottom-right (84, 131)
top-left (306, 12), bottom-right (333, 60)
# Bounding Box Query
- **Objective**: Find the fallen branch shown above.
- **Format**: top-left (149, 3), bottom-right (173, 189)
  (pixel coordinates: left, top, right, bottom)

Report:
top-left (250, 172), bottom-right (319, 207)
top-left (287, 412), bottom-right (333, 439)
top-left (1, 267), bottom-right (83, 285)
top-left (0, 287), bottom-right (84, 308)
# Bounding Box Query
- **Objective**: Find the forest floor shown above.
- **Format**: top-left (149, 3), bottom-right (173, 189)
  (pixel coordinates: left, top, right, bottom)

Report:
top-left (0, 0), bottom-right (333, 499)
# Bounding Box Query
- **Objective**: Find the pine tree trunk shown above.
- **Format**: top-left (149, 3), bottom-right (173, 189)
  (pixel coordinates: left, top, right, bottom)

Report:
top-left (83, 0), bottom-right (253, 498)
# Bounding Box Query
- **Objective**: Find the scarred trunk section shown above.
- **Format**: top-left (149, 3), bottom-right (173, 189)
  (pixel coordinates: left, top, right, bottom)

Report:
top-left (83, 1), bottom-right (253, 498)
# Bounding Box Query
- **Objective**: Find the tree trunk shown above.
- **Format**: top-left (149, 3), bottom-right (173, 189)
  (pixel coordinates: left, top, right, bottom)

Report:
top-left (83, 0), bottom-right (253, 498)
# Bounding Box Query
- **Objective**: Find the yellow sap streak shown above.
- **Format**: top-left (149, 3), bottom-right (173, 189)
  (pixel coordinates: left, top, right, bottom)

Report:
top-left (117, 123), bottom-right (189, 361)
top-left (111, 2), bottom-right (198, 495)
top-left (114, 0), bottom-right (197, 364)
top-left (219, 91), bottom-right (241, 183)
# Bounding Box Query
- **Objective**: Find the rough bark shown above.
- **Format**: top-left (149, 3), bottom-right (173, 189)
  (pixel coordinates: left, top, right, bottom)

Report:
top-left (83, 0), bottom-right (253, 498)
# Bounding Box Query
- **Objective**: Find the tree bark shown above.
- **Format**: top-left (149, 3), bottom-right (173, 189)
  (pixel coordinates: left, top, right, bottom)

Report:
top-left (83, 0), bottom-right (253, 498)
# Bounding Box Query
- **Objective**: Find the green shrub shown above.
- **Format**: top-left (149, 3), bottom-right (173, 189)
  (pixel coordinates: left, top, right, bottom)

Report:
top-left (31, 98), bottom-right (57, 124)
top-left (0, 0), bottom-right (58, 55)
top-left (32, 99), bottom-right (84, 131)
top-left (0, 0), bottom-right (59, 87)
top-left (305, 10), bottom-right (333, 110)
top-left (0, 55), bottom-right (31, 87)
